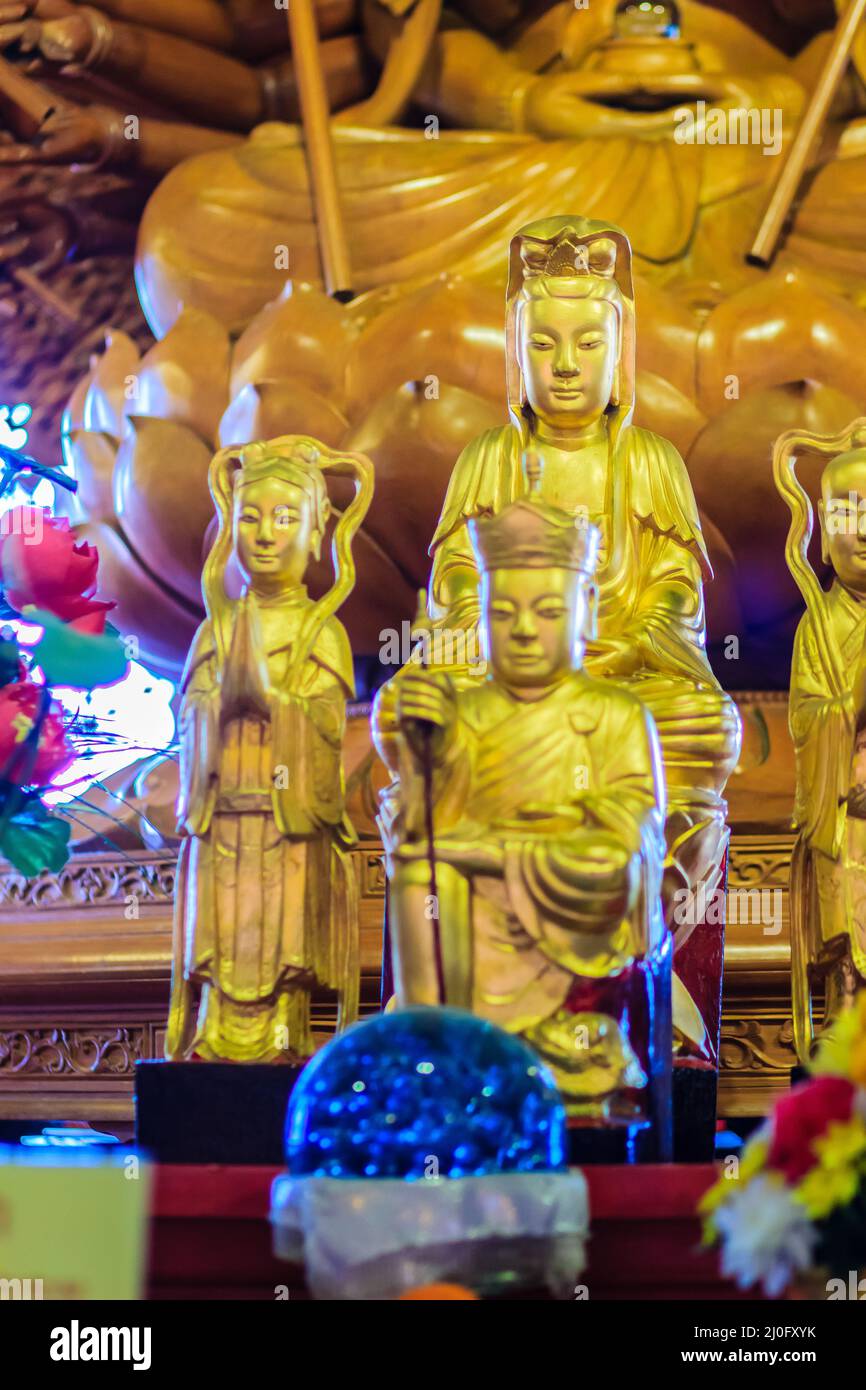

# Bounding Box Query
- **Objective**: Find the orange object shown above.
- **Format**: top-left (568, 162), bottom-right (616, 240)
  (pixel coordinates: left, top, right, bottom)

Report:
top-left (398, 1284), bottom-right (479, 1300)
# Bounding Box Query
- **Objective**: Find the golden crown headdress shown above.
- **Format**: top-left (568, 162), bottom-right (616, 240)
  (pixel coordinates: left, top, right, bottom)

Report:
top-left (519, 232), bottom-right (619, 284)
top-left (470, 498), bottom-right (600, 574)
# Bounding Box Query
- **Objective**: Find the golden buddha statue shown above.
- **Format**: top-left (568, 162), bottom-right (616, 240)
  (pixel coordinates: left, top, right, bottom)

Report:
top-left (776, 420), bottom-right (866, 1065)
top-left (166, 434), bottom-right (373, 1063)
top-left (383, 491), bottom-right (669, 1130)
top-left (375, 215), bottom-right (741, 1058)
top-left (131, 0), bottom-right (809, 337)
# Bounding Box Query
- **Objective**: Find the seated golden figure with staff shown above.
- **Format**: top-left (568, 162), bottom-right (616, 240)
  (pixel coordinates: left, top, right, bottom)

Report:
top-left (382, 492), bottom-right (670, 1134)
top-left (166, 435), bottom-right (373, 1064)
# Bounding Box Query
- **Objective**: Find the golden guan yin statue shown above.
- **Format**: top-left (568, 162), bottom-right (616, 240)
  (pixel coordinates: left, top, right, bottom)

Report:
top-left (375, 215), bottom-right (741, 1060)
top-left (382, 492), bottom-right (670, 1142)
top-left (775, 419), bottom-right (866, 1066)
top-left (166, 435), bottom-right (373, 1064)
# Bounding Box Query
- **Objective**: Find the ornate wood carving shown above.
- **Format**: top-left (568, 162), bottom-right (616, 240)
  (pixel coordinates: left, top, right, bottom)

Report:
top-left (0, 856), bottom-right (176, 912)
top-left (0, 830), bottom-right (802, 1124)
top-left (0, 1027), bottom-right (147, 1076)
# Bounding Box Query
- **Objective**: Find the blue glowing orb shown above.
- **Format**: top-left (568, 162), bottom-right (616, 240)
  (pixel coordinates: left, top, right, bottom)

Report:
top-left (285, 1006), bottom-right (566, 1179)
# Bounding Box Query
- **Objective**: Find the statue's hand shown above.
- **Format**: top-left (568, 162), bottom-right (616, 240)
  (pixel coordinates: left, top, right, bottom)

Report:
top-left (0, 103), bottom-right (119, 166)
top-left (523, 71), bottom-right (682, 140)
top-left (220, 596), bottom-right (271, 723)
top-left (523, 73), bottom-right (595, 139)
top-left (396, 838), bottom-right (503, 875)
top-left (0, 2), bottom-right (76, 29)
top-left (397, 670), bottom-right (455, 757)
top-left (0, 9), bottom-right (93, 64)
top-left (0, 10), bottom-right (94, 67)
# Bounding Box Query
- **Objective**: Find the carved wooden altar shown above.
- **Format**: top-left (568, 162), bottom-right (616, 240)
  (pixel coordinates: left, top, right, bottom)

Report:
top-left (0, 691), bottom-right (802, 1128)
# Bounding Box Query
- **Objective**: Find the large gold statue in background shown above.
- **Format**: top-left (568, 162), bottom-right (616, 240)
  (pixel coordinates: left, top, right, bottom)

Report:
top-left (376, 215), bottom-right (740, 1057)
top-left (59, 0), bottom-right (866, 683)
top-left (776, 419), bottom-right (866, 1065)
top-left (382, 494), bottom-right (669, 1127)
top-left (166, 435), bottom-right (373, 1063)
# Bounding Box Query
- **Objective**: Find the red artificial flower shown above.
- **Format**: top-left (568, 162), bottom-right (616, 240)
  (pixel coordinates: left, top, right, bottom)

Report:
top-left (0, 680), bottom-right (74, 785)
top-left (0, 507), bottom-right (115, 634)
top-left (767, 1076), bottom-right (857, 1182)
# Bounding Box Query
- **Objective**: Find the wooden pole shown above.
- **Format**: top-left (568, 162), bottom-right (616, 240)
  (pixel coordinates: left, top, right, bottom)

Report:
top-left (0, 54), bottom-right (57, 136)
top-left (287, 0), bottom-right (353, 298)
top-left (748, 0), bottom-right (866, 266)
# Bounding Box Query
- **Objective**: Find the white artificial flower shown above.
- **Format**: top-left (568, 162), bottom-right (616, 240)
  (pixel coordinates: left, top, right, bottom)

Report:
top-left (715, 1173), bottom-right (818, 1298)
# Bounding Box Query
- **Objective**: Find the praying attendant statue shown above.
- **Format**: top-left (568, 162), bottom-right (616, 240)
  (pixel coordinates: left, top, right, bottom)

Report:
top-left (375, 215), bottom-right (741, 1061)
top-left (776, 421), bottom-right (866, 1065)
top-left (379, 493), bottom-right (670, 1143)
top-left (166, 435), bottom-right (373, 1063)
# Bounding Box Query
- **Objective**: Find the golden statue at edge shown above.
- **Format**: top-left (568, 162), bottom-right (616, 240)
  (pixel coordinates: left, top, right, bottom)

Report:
top-left (384, 495), bottom-right (669, 1119)
top-left (166, 435), bottom-right (373, 1063)
top-left (375, 215), bottom-right (742, 1055)
top-left (775, 419), bottom-right (866, 1066)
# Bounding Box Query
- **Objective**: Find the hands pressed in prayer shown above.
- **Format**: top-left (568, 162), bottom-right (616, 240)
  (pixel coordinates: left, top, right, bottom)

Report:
top-left (219, 595), bottom-right (271, 723)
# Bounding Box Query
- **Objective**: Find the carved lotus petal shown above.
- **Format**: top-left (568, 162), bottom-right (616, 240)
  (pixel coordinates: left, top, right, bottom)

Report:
top-left (633, 369), bottom-right (706, 459)
top-left (687, 381), bottom-right (863, 631)
top-left (60, 429), bottom-right (118, 527)
top-left (82, 330), bottom-right (140, 440)
top-left (72, 519), bottom-right (199, 675)
top-left (342, 380), bottom-right (501, 586)
top-left (62, 361), bottom-right (95, 440)
top-left (633, 276), bottom-right (699, 403)
top-left (113, 416), bottom-right (213, 609)
top-left (230, 281), bottom-right (355, 401)
top-left (696, 268), bottom-right (866, 416)
top-left (219, 381), bottom-right (348, 449)
top-left (130, 753), bottom-right (182, 850)
top-left (345, 277), bottom-right (504, 421)
top-left (128, 307), bottom-right (230, 447)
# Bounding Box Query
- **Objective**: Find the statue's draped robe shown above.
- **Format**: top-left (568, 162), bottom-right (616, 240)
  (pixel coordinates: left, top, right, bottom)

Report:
top-left (136, 92), bottom-right (816, 340)
top-left (168, 603), bottom-right (358, 1062)
top-left (386, 670), bottom-right (666, 1109)
top-left (789, 580), bottom-right (866, 981)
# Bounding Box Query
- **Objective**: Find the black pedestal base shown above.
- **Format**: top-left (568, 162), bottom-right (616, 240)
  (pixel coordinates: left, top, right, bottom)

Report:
top-left (672, 1063), bottom-right (718, 1163)
top-left (567, 1123), bottom-right (656, 1165)
top-left (135, 1060), bottom-right (304, 1165)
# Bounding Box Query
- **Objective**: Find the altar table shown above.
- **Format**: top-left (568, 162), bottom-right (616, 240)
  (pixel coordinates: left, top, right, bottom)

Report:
top-left (146, 1163), bottom-right (763, 1301)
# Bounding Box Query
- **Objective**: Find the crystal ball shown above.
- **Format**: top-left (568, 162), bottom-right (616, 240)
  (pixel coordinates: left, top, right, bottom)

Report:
top-left (285, 1006), bottom-right (567, 1179)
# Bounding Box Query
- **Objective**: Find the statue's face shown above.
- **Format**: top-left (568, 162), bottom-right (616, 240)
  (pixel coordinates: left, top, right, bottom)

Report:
top-left (483, 565), bottom-right (589, 689)
top-left (820, 455), bottom-right (866, 596)
top-left (518, 294), bottom-right (619, 432)
top-left (234, 477), bottom-right (317, 588)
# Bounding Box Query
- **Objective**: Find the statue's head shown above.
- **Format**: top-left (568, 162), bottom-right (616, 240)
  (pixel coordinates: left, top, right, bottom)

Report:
top-left (470, 498), bottom-right (600, 690)
top-left (506, 219), bottom-right (634, 441)
top-left (819, 447), bottom-right (866, 596)
top-left (230, 440), bottom-right (330, 592)
top-left (203, 433), bottom-right (373, 670)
